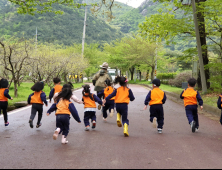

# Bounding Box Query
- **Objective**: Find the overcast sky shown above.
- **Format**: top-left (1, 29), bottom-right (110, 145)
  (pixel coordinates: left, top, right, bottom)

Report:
top-left (115, 0), bottom-right (145, 8)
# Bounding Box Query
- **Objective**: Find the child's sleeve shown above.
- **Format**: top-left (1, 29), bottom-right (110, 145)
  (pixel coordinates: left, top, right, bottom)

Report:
top-left (217, 95), bottom-right (222, 109)
top-left (180, 90), bottom-right (185, 99)
top-left (144, 91), bottom-right (151, 105)
top-left (47, 103), bottom-right (57, 114)
top-left (71, 95), bottom-right (82, 104)
top-left (128, 89), bottom-right (135, 101)
top-left (4, 89), bottom-right (12, 99)
top-left (27, 93), bottom-right (34, 104)
top-left (49, 88), bottom-right (55, 102)
top-left (106, 89), bottom-right (117, 101)
top-left (162, 93), bottom-right (167, 104)
top-left (69, 103), bottom-right (81, 123)
top-left (196, 91), bottom-right (203, 106)
top-left (97, 90), bottom-right (104, 99)
top-left (93, 94), bottom-right (103, 105)
top-left (40, 92), bottom-right (48, 105)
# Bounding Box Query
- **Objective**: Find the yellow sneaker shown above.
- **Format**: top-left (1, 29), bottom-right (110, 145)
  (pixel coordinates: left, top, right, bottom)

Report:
top-left (110, 109), bottom-right (114, 118)
top-left (123, 123), bottom-right (129, 137)
top-left (117, 113), bottom-right (122, 127)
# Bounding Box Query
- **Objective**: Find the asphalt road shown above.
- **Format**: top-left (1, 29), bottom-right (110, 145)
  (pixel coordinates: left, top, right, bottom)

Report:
top-left (0, 84), bottom-right (222, 169)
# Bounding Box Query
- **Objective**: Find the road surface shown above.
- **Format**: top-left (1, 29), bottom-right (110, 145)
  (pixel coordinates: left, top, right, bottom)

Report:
top-left (0, 84), bottom-right (222, 169)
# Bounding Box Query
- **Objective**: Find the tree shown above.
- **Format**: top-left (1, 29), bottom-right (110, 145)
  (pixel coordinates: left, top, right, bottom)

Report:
top-left (0, 38), bottom-right (34, 97)
top-left (138, 0), bottom-right (222, 89)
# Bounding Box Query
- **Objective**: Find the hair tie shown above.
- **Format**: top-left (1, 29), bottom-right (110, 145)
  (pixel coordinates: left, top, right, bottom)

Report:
top-left (125, 79), bottom-right (128, 83)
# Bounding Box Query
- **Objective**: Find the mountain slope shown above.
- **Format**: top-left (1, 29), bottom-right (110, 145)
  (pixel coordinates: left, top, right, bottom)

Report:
top-left (0, 0), bottom-right (129, 45)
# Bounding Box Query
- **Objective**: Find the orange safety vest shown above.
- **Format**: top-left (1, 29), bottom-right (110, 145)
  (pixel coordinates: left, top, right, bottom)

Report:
top-left (30, 91), bottom-right (44, 105)
top-left (115, 86), bottom-right (130, 104)
top-left (0, 88), bottom-right (8, 101)
top-left (149, 88), bottom-right (165, 106)
top-left (56, 99), bottom-right (71, 115)
top-left (83, 93), bottom-right (96, 108)
top-left (104, 86), bottom-right (115, 100)
top-left (54, 84), bottom-right (63, 94)
top-left (182, 88), bottom-right (198, 106)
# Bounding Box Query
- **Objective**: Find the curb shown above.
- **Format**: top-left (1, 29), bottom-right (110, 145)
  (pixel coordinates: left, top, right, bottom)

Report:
top-left (139, 84), bottom-right (221, 118)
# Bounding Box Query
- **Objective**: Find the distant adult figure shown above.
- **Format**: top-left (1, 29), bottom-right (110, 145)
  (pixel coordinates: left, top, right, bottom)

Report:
top-left (92, 62), bottom-right (112, 110)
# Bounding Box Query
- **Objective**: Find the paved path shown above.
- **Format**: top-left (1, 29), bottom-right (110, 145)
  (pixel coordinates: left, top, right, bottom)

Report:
top-left (0, 84), bottom-right (222, 169)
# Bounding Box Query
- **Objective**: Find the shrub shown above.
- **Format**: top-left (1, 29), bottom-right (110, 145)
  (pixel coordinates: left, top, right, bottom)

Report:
top-left (168, 71), bottom-right (192, 87)
top-left (157, 73), bottom-right (177, 85)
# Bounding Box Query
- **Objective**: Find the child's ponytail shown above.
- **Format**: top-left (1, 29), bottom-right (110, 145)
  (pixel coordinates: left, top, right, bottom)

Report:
top-left (82, 85), bottom-right (94, 101)
top-left (114, 76), bottom-right (128, 88)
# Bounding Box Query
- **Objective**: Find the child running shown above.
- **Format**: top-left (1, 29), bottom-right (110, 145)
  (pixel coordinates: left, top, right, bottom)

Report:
top-left (53, 82), bottom-right (83, 104)
top-left (143, 79), bottom-right (167, 134)
top-left (82, 84), bottom-right (103, 131)
top-left (217, 94), bottom-right (222, 125)
top-left (49, 77), bottom-right (63, 103)
top-left (180, 78), bottom-right (203, 133)
top-left (28, 82), bottom-right (48, 128)
top-left (97, 79), bottom-right (115, 121)
top-left (103, 76), bottom-right (135, 137)
top-left (0, 78), bottom-right (13, 126)
top-left (47, 86), bottom-right (81, 144)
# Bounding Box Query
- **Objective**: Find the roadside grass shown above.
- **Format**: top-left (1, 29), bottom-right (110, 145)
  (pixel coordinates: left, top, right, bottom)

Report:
top-left (129, 80), bottom-right (220, 108)
top-left (7, 82), bottom-right (84, 106)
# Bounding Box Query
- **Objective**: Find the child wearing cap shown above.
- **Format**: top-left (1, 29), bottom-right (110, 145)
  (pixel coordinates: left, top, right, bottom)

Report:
top-left (217, 94), bottom-right (222, 125)
top-left (103, 76), bottom-right (135, 137)
top-left (143, 78), bottom-right (167, 134)
top-left (180, 78), bottom-right (203, 133)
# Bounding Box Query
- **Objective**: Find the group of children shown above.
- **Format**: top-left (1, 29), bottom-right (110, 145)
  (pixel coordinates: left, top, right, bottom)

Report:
top-left (0, 76), bottom-right (222, 144)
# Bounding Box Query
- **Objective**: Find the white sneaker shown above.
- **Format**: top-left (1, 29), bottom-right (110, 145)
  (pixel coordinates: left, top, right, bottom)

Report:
top-left (61, 135), bottom-right (68, 144)
top-left (85, 126), bottom-right (90, 131)
top-left (110, 109), bottom-right (114, 118)
top-left (158, 128), bottom-right (162, 134)
top-left (152, 117), bottom-right (157, 128)
top-left (53, 128), bottom-right (61, 140)
top-left (92, 121), bottom-right (96, 129)
top-left (103, 117), bottom-right (107, 121)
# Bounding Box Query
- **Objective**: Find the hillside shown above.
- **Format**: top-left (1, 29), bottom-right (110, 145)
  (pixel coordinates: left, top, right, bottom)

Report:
top-left (0, 0), bottom-right (132, 45)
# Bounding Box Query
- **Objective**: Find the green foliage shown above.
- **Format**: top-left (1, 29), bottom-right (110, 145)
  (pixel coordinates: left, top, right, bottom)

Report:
top-left (0, 1), bottom-right (124, 46)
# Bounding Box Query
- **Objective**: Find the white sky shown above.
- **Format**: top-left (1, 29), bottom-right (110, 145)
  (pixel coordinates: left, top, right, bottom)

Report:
top-left (115, 0), bottom-right (145, 8)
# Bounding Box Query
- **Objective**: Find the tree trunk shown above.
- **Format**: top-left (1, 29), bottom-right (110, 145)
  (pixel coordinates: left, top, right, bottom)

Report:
top-left (146, 69), bottom-right (149, 81)
top-left (139, 70), bottom-right (142, 81)
top-left (151, 65), bottom-right (155, 81)
top-left (129, 66), bottom-right (134, 80)
top-left (14, 80), bottom-right (18, 97)
top-left (196, 0), bottom-right (210, 89)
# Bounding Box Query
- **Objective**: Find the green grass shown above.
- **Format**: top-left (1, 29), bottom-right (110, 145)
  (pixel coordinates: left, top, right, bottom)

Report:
top-left (129, 80), bottom-right (220, 108)
top-left (7, 82), bottom-right (84, 106)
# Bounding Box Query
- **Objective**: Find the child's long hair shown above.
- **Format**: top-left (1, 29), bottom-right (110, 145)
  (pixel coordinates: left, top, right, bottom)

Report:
top-left (54, 88), bottom-right (72, 103)
top-left (114, 76), bottom-right (128, 88)
top-left (82, 84), bottom-right (94, 101)
top-left (0, 79), bottom-right (9, 88)
top-left (31, 82), bottom-right (44, 92)
top-left (62, 82), bottom-right (74, 90)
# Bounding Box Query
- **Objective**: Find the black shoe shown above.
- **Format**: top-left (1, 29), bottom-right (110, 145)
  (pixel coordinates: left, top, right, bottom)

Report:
top-left (36, 123), bottom-right (42, 128)
top-left (190, 121), bottom-right (196, 133)
top-left (29, 119), bottom-right (33, 128)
